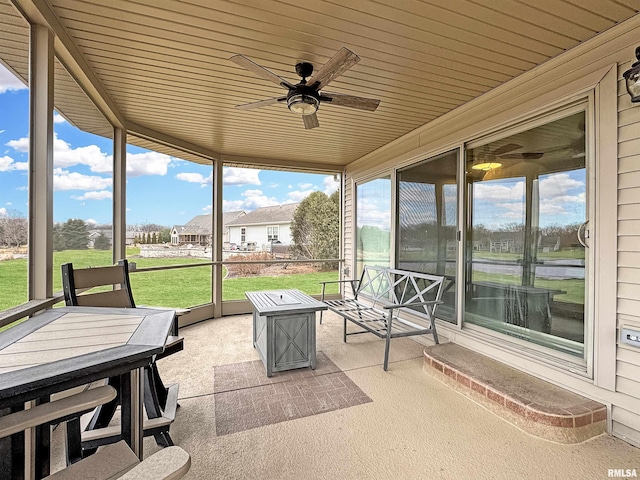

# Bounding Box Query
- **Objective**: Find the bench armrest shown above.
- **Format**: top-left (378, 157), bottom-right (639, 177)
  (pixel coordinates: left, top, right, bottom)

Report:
top-left (382, 300), bottom-right (443, 310)
top-left (0, 386), bottom-right (116, 439)
top-left (319, 279), bottom-right (360, 300)
top-left (318, 279), bottom-right (359, 286)
top-left (118, 446), bottom-right (191, 480)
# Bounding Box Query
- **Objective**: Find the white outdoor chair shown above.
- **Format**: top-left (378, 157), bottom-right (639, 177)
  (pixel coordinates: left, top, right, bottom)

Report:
top-left (0, 385), bottom-right (191, 479)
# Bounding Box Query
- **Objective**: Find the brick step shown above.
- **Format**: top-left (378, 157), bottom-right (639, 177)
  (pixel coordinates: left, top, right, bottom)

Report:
top-left (423, 343), bottom-right (606, 443)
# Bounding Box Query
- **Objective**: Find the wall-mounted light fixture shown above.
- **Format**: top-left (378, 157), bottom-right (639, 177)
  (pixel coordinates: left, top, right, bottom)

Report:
top-left (623, 46), bottom-right (640, 103)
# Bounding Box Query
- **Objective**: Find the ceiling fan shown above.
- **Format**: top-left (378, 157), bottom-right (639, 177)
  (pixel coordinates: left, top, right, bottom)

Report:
top-left (470, 143), bottom-right (533, 171)
top-left (229, 47), bottom-right (381, 129)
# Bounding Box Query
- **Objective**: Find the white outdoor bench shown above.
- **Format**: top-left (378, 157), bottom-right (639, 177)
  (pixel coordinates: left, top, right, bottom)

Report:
top-left (320, 266), bottom-right (444, 370)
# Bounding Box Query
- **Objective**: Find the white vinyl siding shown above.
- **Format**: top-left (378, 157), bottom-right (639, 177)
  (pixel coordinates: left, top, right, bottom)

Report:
top-left (616, 60), bottom-right (640, 445)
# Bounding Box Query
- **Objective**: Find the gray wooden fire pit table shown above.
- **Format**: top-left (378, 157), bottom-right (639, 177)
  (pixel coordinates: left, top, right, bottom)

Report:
top-left (246, 289), bottom-right (328, 377)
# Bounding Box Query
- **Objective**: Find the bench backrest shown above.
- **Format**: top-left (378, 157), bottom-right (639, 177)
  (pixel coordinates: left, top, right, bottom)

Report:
top-left (356, 266), bottom-right (445, 318)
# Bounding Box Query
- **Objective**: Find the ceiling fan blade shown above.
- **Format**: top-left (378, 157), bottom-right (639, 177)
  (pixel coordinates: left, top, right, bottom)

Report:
top-left (229, 55), bottom-right (295, 90)
top-left (303, 113), bottom-right (320, 129)
top-left (320, 92), bottom-right (380, 111)
top-left (491, 143), bottom-right (523, 156)
top-left (235, 96), bottom-right (287, 110)
top-left (307, 47), bottom-right (360, 90)
top-left (500, 152), bottom-right (544, 160)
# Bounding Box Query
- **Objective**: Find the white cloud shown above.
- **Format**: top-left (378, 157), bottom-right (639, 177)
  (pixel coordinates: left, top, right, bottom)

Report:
top-left (202, 204), bottom-right (213, 213)
top-left (0, 155), bottom-right (27, 171)
top-left (238, 188), bottom-right (282, 210)
top-left (223, 167), bottom-right (261, 186)
top-left (175, 171), bottom-right (212, 186)
top-left (357, 206), bottom-right (391, 230)
top-left (495, 202), bottom-right (525, 219)
top-left (85, 218), bottom-right (97, 225)
top-left (0, 65), bottom-right (27, 94)
top-left (474, 181), bottom-right (524, 201)
top-left (53, 113), bottom-right (66, 124)
top-left (176, 172), bottom-right (206, 183)
top-left (6, 202), bottom-right (11, 205)
top-left (126, 151), bottom-right (172, 177)
top-left (6, 137), bottom-right (28, 152)
top-left (287, 189), bottom-right (315, 202)
top-left (0, 208), bottom-right (6, 216)
top-left (298, 183), bottom-right (313, 190)
top-left (53, 169), bottom-right (112, 191)
top-left (7, 134), bottom-right (172, 177)
top-left (71, 190), bottom-right (112, 201)
top-left (223, 199), bottom-right (245, 212)
top-left (323, 175), bottom-right (339, 195)
top-left (538, 173), bottom-right (584, 198)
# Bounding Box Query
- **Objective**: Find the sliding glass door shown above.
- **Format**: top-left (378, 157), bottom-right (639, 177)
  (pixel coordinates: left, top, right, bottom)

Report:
top-left (464, 109), bottom-right (587, 357)
top-left (396, 150), bottom-right (458, 323)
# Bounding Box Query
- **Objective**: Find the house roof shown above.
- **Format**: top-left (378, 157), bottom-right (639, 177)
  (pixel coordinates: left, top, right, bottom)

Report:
top-left (227, 204), bottom-right (298, 226)
top-left (173, 211), bottom-right (246, 235)
top-left (1, 1), bottom-right (637, 170)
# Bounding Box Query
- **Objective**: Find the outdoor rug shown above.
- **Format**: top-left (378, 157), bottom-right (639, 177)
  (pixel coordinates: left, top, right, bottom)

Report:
top-left (213, 352), bottom-right (372, 435)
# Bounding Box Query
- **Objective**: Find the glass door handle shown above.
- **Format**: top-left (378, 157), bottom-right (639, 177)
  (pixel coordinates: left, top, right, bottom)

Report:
top-left (577, 221), bottom-right (589, 248)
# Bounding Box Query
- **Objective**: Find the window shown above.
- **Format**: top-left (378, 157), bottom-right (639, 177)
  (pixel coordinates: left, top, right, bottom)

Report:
top-left (397, 150), bottom-right (458, 323)
top-left (464, 108), bottom-right (587, 357)
top-left (267, 226), bottom-right (279, 242)
top-left (241, 227), bottom-right (246, 242)
top-left (356, 177), bottom-right (391, 277)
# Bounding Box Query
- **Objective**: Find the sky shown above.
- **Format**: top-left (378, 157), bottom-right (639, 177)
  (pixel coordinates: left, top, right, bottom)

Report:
top-left (0, 64), bottom-right (338, 228)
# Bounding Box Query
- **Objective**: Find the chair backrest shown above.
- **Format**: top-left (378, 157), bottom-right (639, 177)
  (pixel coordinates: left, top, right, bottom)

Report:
top-left (62, 260), bottom-right (136, 308)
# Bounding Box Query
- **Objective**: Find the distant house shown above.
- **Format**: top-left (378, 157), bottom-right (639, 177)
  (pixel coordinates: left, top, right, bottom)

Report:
top-left (87, 228), bottom-right (112, 248)
top-left (171, 211), bottom-right (245, 246)
top-left (226, 203), bottom-right (298, 248)
top-left (538, 235), bottom-right (561, 253)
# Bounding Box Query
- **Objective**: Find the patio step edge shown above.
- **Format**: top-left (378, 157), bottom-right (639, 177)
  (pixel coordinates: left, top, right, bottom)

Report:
top-left (423, 344), bottom-right (606, 444)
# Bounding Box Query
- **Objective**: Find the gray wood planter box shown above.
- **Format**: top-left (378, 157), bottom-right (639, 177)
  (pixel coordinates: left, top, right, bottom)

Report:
top-left (246, 290), bottom-right (327, 377)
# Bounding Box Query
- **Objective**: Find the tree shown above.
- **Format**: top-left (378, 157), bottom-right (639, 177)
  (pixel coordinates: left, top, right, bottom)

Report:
top-left (0, 210), bottom-right (28, 248)
top-left (60, 219), bottom-right (89, 250)
top-left (151, 232), bottom-right (157, 244)
top-left (290, 191), bottom-right (339, 269)
top-left (158, 228), bottom-right (171, 243)
top-left (53, 223), bottom-right (67, 251)
top-left (93, 232), bottom-right (111, 250)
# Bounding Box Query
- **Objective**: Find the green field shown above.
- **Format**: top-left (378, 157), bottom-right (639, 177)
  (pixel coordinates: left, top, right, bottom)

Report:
top-left (0, 248), bottom-right (339, 311)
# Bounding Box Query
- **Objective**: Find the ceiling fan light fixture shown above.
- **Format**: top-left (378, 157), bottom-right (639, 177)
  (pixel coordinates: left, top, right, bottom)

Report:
top-left (472, 161), bottom-right (502, 171)
top-left (287, 94), bottom-right (319, 115)
top-left (623, 46), bottom-right (640, 103)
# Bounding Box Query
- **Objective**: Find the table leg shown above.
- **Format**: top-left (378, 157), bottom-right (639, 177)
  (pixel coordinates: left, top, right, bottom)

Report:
top-left (120, 368), bottom-right (144, 460)
top-left (34, 396), bottom-right (51, 479)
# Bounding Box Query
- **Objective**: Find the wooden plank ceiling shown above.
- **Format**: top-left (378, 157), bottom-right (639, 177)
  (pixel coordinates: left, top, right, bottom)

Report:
top-left (1, 0), bottom-right (639, 169)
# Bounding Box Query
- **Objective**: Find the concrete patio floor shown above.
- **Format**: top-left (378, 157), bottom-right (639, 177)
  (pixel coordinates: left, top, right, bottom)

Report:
top-left (55, 311), bottom-right (640, 479)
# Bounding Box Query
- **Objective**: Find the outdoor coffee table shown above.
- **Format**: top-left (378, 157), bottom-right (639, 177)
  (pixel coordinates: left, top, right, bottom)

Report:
top-left (246, 289), bottom-right (327, 377)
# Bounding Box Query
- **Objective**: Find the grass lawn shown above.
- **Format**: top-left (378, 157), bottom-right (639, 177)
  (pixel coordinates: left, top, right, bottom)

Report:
top-left (0, 248), bottom-right (339, 311)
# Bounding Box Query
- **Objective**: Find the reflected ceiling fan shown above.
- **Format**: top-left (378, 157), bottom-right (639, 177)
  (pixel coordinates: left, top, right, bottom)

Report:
top-left (229, 47), bottom-right (380, 129)
top-left (471, 143), bottom-right (531, 171)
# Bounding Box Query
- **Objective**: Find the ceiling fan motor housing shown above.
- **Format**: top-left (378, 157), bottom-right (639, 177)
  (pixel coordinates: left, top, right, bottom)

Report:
top-left (295, 62), bottom-right (314, 79)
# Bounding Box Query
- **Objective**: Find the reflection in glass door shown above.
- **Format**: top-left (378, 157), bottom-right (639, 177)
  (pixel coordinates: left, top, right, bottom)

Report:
top-left (465, 110), bottom-right (587, 357)
top-left (397, 150), bottom-right (458, 323)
